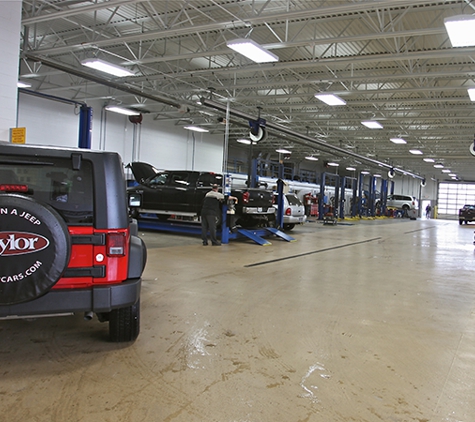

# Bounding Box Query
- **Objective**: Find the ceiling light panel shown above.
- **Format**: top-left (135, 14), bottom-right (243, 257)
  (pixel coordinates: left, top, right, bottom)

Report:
top-left (361, 120), bottom-right (383, 129)
top-left (105, 106), bottom-right (140, 116)
top-left (390, 137), bottom-right (407, 144)
top-left (444, 15), bottom-right (475, 47)
top-left (314, 93), bottom-right (346, 106)
top-left (81, 59), bottom-right (134, 77)
top-left (226, 39), bottom-right (278, 63)
top-left (184, 125), bottom-right (209, 133)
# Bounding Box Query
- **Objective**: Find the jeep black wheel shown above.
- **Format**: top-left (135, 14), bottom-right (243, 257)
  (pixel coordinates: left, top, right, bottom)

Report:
top-left (109, 299), bottom-right (140, 342)
top-left (0, 194), bottom-right (71, 305)
top-left (283, 223), bottom-right (295, 231)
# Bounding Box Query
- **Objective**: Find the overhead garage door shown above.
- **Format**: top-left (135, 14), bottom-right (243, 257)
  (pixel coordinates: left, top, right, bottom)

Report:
top-left (438, 183), bottom-right (475, 219)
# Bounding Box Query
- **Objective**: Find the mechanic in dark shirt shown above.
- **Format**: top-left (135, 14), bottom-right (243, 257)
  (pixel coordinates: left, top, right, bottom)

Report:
top-left (201, 184), bottom-right (237, 246)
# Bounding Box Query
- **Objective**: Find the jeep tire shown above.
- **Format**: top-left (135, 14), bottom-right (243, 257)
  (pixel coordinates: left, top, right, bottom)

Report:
top-left (0, 194), bottom-right (71, 305)
top-left (109, 299), bottom-right (140, 342)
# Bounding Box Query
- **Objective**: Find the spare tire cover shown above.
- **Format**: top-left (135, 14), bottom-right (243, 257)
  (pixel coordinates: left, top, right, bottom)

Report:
top-left (0, 194), bottom-right (71, 305)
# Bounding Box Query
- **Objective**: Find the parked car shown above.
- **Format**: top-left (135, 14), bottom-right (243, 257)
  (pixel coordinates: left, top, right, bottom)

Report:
top-left (0, 143), bottom-right (147, 342)
top-left (386, 194), bottom-right (418, 210)
top-left (459, 204), bottom-right (475, 225)
top-left (273, 193), bottom-right (307, 231)
top-left (127, 162), bottom-right (275, 228)
top-left (376, 194), bottom-right (418, 212)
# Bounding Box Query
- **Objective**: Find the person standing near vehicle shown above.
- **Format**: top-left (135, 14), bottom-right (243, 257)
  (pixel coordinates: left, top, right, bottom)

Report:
top-left (425, 203), bottom-right (432, 219)
top-left (201, 184), bottom-right (237, 246)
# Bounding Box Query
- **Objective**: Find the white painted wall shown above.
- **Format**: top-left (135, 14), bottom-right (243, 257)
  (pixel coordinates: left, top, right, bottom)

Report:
top-left (17, 93), bottom-right (80, 148)
top-left (17, 94), bottom-right (225, 173)
top-left (0, 0), bottom-right (22, 142)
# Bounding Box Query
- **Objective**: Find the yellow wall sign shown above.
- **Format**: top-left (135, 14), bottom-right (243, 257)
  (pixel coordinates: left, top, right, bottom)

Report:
top-left (10, 127), bottom-right (26, 144)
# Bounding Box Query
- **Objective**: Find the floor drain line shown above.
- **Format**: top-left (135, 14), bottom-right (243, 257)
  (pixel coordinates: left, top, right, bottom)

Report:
top-left (404, 225), bottom-right (437, 234)
top-left (244, 237), bottom-right (382, 267)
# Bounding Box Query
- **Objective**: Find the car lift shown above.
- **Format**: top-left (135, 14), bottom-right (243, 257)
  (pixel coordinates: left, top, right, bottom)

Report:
top-left (221, 178), bottom-right (295, 245)
top-left (136, 177), bottom-right (294, 246)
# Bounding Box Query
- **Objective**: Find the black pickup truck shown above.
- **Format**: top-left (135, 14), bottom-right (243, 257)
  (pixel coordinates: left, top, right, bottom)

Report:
top-left (459, 204), bottom-right (475, 225)
top-left (126, 162), bottom-right (275, 227)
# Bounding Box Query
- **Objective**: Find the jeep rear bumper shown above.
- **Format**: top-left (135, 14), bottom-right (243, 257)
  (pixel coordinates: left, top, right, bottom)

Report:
top-left (0, 278), bottom-right (141, 318)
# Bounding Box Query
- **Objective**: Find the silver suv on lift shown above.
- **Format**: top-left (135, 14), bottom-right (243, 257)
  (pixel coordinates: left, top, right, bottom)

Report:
top-left (386, 194), bottom-right (419, 211)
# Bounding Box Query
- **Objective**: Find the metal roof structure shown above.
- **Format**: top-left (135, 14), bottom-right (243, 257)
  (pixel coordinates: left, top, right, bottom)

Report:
top-left (18, 0), bottom-right (475, 181)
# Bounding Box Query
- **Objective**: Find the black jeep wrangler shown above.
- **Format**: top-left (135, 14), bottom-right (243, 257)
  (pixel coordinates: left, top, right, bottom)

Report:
top-left (0, 142), bottom-right (147, 342)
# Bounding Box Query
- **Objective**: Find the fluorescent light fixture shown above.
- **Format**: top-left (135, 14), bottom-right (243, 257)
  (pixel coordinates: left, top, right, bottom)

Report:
top-left (17, 81), bottom-right (31, 88)
top-left (444, 15), bottom-right (475, 47)
top-left (105, 105), bottom-right (140, 116)
top-left (361, 171), bottom-right (371, 175)
top-left (449, 173), bottom-right (457, 177)
top-left (441, 169), bottom-right (451, 173)
top-left (433, 163), bottom-right (444, 169)
top-left (81, 58), bottom-right (134, 77)
top-left (346, 166), bottom-right (356, 171)
top-left (314, 93), bottom-right (346, 106)
top-left (327, 162), bottom-right (339, 167)
top-left (184, 125), bottom-right (209, 133)
top-left (373, 174), bottom-right (382, 178)
top-left (226, 38), bottom-right (278, 63)
top-left (468, 88), bottom-right (475, 101)
top-left (361, 120), bottom-right (383, 129)
top-left (276, 149), bottom-right (292, 154)
top-left (237, 138), bottom-right (252, 145)
top-left (409, 149), bottom-right (423, 155)
top-left (423, 158), bottom-right (435, 162)
top-left (390, 137), bottom-right (407, 144)
top-left (305, 156), bottom-right (319, 161)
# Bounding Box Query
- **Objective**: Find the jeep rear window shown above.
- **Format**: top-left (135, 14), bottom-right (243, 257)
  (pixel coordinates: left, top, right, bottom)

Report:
top-left (0, 157), bottom-right (94, 224)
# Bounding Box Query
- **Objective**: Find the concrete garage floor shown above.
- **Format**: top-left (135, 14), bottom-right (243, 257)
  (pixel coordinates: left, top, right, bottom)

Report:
top-left (1, 218), bottom-right (475, 422)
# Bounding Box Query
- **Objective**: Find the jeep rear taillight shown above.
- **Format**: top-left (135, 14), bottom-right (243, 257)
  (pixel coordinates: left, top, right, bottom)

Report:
top-left (285, 208), bottom-right (292, 216)
top-left (107, 233), bottom-right (126, 256)
top-left (242, 191), bottom-right (250, 204)
top-left (0, 184), bottom-right (28, 193)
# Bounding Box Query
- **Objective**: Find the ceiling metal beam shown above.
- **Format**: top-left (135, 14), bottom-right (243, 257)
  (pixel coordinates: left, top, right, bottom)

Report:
top-left (24, 53), bottom-right (184, 109)
top-left (200, 97), bottom-right (424, 180)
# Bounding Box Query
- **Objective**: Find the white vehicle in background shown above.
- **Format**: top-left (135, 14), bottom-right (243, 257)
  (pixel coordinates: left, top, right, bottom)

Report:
top-left (379, 194), bottom-right (419, 211)
top-left (273, 193), bottom-right (307, 231)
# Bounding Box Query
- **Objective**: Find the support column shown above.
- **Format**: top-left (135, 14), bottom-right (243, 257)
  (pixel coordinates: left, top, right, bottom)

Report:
top-left (0, 1), bottom-right (22, 141)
